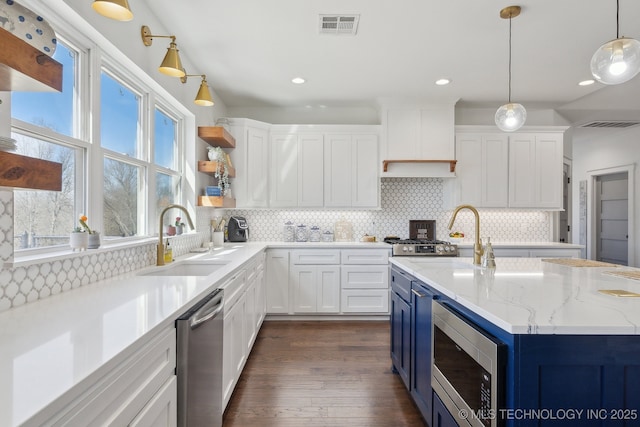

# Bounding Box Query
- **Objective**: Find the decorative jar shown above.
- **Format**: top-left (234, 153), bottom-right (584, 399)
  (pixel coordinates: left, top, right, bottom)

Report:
top-left (295, 224), bottom-right (308, 242)
top-left (309, 226), bottom-right (321, 242)
top-left (283, 221), bottom-right (295, 242)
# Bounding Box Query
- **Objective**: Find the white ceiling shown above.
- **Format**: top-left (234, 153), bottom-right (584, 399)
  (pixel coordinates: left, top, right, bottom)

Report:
top-left (143, 0), bottom-right (640, 125)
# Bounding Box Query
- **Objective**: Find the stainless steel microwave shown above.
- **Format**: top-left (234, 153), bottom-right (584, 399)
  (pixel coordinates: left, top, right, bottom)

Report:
top-left (432, 300), bottom-right (506, 427)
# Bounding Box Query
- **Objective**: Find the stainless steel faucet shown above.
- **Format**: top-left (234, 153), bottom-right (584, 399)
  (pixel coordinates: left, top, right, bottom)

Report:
top-left (157, 204), bottom-right (195, 266)
top-left (448, 204), bottom-right (483, 265)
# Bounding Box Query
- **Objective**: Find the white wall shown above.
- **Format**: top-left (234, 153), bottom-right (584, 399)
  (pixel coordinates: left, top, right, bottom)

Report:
top-left (572, 126), bottom-right (640, 266)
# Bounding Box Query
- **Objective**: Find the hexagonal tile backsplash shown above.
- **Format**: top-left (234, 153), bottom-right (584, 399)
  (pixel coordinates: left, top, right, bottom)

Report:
top-left (0, 178), bottom-right (551, 313)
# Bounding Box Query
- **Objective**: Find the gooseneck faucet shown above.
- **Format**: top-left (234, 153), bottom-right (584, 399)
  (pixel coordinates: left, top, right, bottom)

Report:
top-left (448, 204), bottom-right (483, 265)
top-left (157, 204), bottom-right (195, 266)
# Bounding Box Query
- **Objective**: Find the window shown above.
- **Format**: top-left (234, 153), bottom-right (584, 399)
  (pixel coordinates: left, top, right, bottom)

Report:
top-left (10, 30), bottom-right (186, 255)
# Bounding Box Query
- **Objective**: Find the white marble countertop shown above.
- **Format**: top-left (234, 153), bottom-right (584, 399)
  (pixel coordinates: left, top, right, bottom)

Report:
top-left (0, 241), bottom-right (391, 427)
top-left (450, 241), bottom-right (584, 248)
top-left (391, 257), bottom-right (640, 335)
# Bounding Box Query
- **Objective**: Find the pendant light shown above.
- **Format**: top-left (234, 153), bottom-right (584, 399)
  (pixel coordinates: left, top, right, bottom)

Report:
top-left (92, 0), bottom-right (133, 21)
top-left (141, 25), bottom-right (185, 78)
top-left (495, 6), bottom-right (526, 132)
top-left (590, 0), bottom-right (640, 85)
top-left (181, 74), bottom-right (215, 107)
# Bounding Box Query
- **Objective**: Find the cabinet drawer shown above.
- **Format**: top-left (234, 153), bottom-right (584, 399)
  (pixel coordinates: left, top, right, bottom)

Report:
top-left (390, 266), bottom-right (413, 302)
top-left (291, 249), bottom-right (341, 265)
top-left (341, 265), bottom-right (389, 289)
top-left (341, 289), bottom-right (389, 313)
top-left (53, 327), bottom-right (176, 427)
top-left (341, 249), bottom-right (390, 264)
top-left (222, 270), bottom-right (247, 311)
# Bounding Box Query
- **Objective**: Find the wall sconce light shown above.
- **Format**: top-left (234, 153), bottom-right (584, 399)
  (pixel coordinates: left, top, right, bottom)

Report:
top-left (141, 25), bottom-right (185, 78)
top-left (181, 73), bottom-right (214, 106)
top-left (495, 5), bottom-right (526, 132)
top-left (590, 0), bottom-right (640, 85)
top-left (92, 0), bottom-right (133, 21)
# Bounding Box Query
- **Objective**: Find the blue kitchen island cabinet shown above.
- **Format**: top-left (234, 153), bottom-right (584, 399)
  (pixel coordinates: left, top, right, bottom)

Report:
top-left (390, 267), bottom-right (413, 390)
top-left (411, 280), bottom-right (435, 424)
top-left (433, 391), bottom-right (460, 427)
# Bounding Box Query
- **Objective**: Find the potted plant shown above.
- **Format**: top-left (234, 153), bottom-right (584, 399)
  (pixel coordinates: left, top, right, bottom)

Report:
top-left (70, 214), bottom-right (99, 251)
top-left (175, 216), bottom-right (185, 235)
top-left (80, 214), bottom-right (101, 249)
top-left (207, 146), bottom-right (231, 197)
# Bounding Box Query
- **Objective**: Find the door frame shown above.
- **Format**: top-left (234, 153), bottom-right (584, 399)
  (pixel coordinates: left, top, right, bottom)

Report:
top-left (586, 164), bottom-right (635, 265)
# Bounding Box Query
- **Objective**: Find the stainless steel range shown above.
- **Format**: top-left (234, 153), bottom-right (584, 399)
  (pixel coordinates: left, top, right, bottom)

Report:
top-left (388, 239), bottom-right (458, 256)
top-left (387, 220), bottom-right (459, 257)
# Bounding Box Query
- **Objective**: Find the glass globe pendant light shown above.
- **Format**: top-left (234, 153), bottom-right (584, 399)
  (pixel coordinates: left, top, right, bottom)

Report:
top-left (590, 0), bottom-right (640, 85)
top-left (495, 6), bottom-right (527, 132)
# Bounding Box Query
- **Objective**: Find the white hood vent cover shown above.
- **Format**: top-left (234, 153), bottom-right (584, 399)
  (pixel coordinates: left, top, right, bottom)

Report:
top-left (319, 15), bottom-right (360, 35)
top-left (580, 121), bottom-right (640, 129)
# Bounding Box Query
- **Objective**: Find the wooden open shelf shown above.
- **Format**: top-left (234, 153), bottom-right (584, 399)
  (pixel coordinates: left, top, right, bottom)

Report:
top-left (197, 196), bottom-right (236, 208)
top-left (0, 151), bottom-right (62, 191)
top-left (0, 28), bottom-right (62, 92)
top-left (198, 126), bottom-right (236, 148)
top-left (382, 159), bottom-right (457, 173)
top-left (197, 161), bottom-right (236, 177)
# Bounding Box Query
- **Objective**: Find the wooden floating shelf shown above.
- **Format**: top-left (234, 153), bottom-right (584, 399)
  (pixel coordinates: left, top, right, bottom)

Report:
top-left (0, 28), bottom-right (62, 92)
top-left (382, 159), bottom-right (457, 173)
top-left (198, 126), bottom-right (236, 148)
top-left (197, 196), bottom-right (236, 208)
top-left (197, 161), bottom-right (236, 178)
top-left (0, 151), bottom-right (62, 191)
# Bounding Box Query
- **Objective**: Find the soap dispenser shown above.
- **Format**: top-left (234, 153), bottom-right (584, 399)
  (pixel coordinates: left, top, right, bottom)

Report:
top-left (481, 237), bottom-right (496, 269)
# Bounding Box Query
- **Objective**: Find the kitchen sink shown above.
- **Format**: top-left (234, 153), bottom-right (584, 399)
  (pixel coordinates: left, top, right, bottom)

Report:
top-left (138, 261), bottom-right (230, 277)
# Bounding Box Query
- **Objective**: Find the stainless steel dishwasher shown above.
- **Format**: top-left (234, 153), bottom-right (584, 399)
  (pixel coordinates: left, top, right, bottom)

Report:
top-left (176, 288), bottom-right (224, 427)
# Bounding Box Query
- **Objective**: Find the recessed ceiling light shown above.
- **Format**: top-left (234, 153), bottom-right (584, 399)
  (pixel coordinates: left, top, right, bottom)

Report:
top-left (292, 77), bottom-right (306, 84)
top-left (435, 78), bottom-right (451, 86)
top-left (578, 79), bottom-right (595, 86)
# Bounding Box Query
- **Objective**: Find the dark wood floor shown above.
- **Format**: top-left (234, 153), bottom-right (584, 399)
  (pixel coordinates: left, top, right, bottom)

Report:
top-left (223, 320), bottom-right (426, 427)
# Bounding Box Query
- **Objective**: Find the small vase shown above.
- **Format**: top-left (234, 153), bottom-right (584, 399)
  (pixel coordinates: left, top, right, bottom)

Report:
top-left (176, 225), bottom-right (184, 235)
top-left (88, 232), bottom-right (101, 249)
top-left (166, 225), bottom-right (176, 236)
top-left (70, 232), bottom-right (88, 252)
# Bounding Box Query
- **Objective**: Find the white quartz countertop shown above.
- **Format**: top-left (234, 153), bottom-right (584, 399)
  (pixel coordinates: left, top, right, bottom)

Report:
top-left (451, 241), bottom-right (584, 249)
top-left (0, 241), bottom-right (391, 427)
top-left (391, 257), bottom-right (640, 335)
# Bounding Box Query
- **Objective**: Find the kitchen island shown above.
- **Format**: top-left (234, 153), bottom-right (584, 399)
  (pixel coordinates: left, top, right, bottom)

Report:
top-left (390, 257), bottom-right (640, 427)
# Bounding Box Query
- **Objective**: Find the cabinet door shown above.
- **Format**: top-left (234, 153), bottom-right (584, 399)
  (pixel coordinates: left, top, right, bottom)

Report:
top-left (390, 291), bottom-right (411, 390)
top-left (244, 278), bottom-right (257, 352)
top-left (508, 133), bottom-right (537, 207)
top-left (266, 250), bottom-right (290, 313)
top-left (223, 297), bottom-right (246, 408)
top-left (324, 134), bottom-right (353, 207)
top-left (432, 391), bottom-right (459, 427)
top-left (255, 267), bottom-right (266, 328)
top-left (291, 265), bottom-right (317, 313)
top-left (352, 134), bottom-right (379, 207)
top-left (454, 134), bottom-right (483, 206)
top-left (298, 134), bottom-right (324, 207)
top-left (244, 126), bottom-right (269, 207)
top-left (270, 134), bottom-right (298, 207)
top-left (535, 133), bottom-right (563, 208)
top-left (482, 134), bottom-right (509, 207)
top-left (411, 282), bottom-right (435, 423)
top-left (316, 266), bottom-right (340, 313)
top-left (129, 376), bottom-right (177, 427)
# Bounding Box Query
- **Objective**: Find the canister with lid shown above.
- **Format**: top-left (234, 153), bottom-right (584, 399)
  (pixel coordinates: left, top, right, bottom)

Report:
top-left (334, 218), bottom-right (353, 242)
top-left (283, 221), bottom-right (295, 242)
top-left (309, 226), bottom-right (321, 242)
top-left (321, 230), bottom-right (334, 242)
top-left (295, 224), bottom-right (308, 242)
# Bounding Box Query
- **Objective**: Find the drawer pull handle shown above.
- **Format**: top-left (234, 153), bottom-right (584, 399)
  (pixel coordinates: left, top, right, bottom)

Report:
top-left (411, 289), bottom-right (426, 298)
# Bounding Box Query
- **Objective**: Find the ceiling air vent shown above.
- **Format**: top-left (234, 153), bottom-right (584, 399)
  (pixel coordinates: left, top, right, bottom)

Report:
top-left (319, 15), bottom-right (360, 35)
top-left (580, 121), bottom-right (640, 129)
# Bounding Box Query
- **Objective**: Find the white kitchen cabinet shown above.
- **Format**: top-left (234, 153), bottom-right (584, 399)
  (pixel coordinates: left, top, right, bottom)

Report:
top-left (381, 106), bottom-right (456, 177)
top-left (509, 132), bottom-right (563, 209)
top-left (229, 119), bottom-right (270, 208)
top-left (255, 252), bottom-right (267, 328)
top-left (324, 134), bottom-right (379, 208)
top-left (266, 249), bottom-right (290, 313)
top-left (222, 271), bottom-right (247, 409)
top-left (129, 376), bottom-right (177, 427)
top-left (290, 264), bottom-right (341, 313)
top-left (340, 249), bottom-right (390, 313)
top-left (244, 259), bottom-right (258, 353)
top-left (270, 133), bottom-right (324, 207)
top-left (453, 132), bottom-right (509, 207)
top-left (42, 327), bottom-right (176, 427)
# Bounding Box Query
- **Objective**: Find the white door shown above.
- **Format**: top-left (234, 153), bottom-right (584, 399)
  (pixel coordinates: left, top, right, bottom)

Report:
top-left (596, 172), bottom-right (628, 265)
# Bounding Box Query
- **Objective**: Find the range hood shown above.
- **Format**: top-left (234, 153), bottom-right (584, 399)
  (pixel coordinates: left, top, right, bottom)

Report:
top-left (380, 104), bottom-right (456, 178)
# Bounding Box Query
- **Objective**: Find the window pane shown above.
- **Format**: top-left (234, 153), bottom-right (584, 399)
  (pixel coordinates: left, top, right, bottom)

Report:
top-left (156, 172), bottom-right (180, 227)
top-left (154, 109), bottom-right (177, 169)
top-left (100, 72), bottom-right (141, 157)
top-left (11, 42), bottom-right (76, 137)
top-left (12, 134), bottom-right (77, 250)
top-left (103, 158), bottom-right (140, 237)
